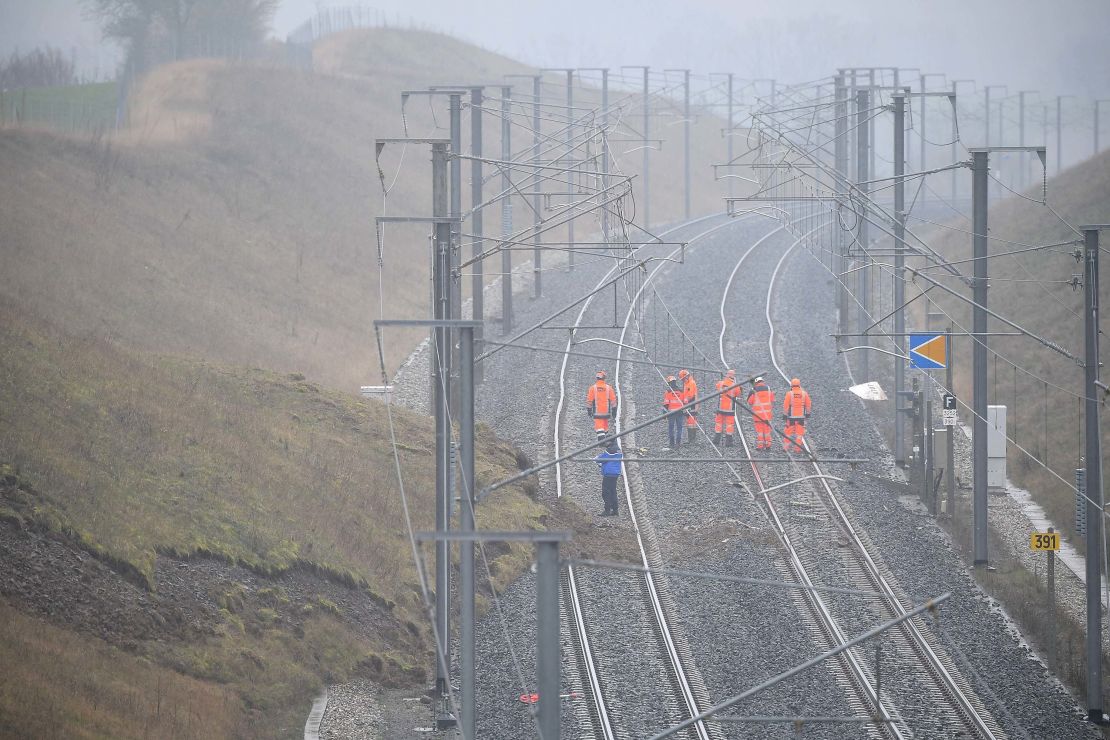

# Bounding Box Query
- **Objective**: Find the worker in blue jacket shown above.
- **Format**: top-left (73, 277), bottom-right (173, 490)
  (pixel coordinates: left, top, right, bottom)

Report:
top-left (594, 438), bottom-right (624, 516)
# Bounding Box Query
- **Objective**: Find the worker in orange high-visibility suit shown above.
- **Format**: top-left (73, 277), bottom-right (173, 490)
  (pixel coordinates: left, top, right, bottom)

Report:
top-left (662, 375), bottom-right (686, 448)
top-left (746, 376), bottom-right (776, 450)
top-left (714, 369), bottom-right (742, 446)
top-left (678, 369), bottom-right (699, 442)
top-left (586, 370), bottom-right (617, 441)
top-left (782, 377), bottom-right (812, 453)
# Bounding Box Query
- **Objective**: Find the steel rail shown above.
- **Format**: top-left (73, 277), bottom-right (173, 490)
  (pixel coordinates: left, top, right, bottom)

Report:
top-left (761, 229), bottom-right (1002, 739)
top-left (719, 229), bottom-right (907, 740)
top-left (553, 211), bottom-right (730, 739)
top-left (611, 218), bottom-right (771, 740)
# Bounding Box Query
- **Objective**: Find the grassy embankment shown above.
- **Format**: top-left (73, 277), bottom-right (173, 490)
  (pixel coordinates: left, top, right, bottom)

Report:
top-left (0, 81), bottom-right (117, 132)
top-left (0, 26), bottom-right (749, 736)
top-left (897, 151), bottom-right (1110, 705)
top-left (0, 601), bottom-right (240, 739)
top-left (916, 151), bottom-right (1110, 547)
top-left (0, 301), bottom-right (544, 736)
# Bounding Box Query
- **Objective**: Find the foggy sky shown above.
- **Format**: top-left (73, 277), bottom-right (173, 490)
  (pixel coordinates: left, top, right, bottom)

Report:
top-left (2, 0), bottom-right (1108, 98)
top-left (273, 0), bottom-right (1109, 98)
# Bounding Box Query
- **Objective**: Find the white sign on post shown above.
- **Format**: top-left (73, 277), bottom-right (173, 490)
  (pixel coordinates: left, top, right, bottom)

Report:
top-left (942, 393), bottom-right (957, 426)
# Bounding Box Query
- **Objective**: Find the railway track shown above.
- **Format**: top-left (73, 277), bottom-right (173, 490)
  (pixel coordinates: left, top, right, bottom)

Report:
top-left (554, 213), bottom-right (781, 739)
top-left (483, 207), bottom-right (1007, 736)
top-left (714, 224), bottom-right (1004, 739)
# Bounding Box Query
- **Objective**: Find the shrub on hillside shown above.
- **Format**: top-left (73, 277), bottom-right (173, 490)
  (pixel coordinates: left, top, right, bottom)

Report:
top-left (0, 48), bottom-right (77, 89)
top-left (85, 0), bottom-right (279, 73)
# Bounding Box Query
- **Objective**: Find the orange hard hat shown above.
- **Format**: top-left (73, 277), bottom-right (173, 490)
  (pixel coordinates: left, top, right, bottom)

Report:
top-left (678, 369), bottom-right (689, 379)
top-left (596, 370), bottom-right (607, 380)
top-left (725, 369), bottom-right (735, 377)
top-left (791, 377), bottom-right (801, 387)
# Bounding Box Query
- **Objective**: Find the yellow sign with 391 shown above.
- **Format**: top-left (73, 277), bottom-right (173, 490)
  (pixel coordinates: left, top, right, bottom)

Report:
top-left (1030, 531), bottom-right (1060, 552)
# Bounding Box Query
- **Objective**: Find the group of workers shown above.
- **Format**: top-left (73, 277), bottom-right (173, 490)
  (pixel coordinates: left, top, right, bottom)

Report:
top-left (588, 367), bottom-right (812, 452)
top-left (662, 370), bottom-right (811, 451)
top-left (591, 368), bottom-right (813, 515)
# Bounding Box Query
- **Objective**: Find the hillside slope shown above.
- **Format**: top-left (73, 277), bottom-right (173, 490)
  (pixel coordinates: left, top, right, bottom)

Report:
top-left (0, 28), bottom-right (746, 394)
top-left (0, 26), bottom-right (749, 736)
top-left (914, 150), bottom-right (1110, 542)
top-left (0, 300), bottom-right (546, 736)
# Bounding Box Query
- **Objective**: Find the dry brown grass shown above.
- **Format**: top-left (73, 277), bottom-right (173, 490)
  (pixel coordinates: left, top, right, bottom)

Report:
top-left (909, 150), bottom-right (1110, 548)
top-left (945, 498), bottom-right (1099, 701)
top-left (123, 60), bottom-right (222, 143)
top-left (311, 28), bottom-right (532, 80)
top-left (874, 150), bottom-right (1110, 721)
top-left (0, 601), bottom-right (241, 739)
top-left (0, 28), bottom-right (752, 736)
top-left (0, 300), bottom-right (543, 602)
top-left (0, 28), bottom-right (751, 392)
top-left (0, 300), bottom-right (549, 736)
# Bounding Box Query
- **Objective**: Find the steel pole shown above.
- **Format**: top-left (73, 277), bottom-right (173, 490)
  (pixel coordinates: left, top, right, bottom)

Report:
top-left (849, 71), bottom-right (857, 183)
top-left (532, 77), bottom-right (542, 298)
top-left (1042, 104), bottom-right (1049, 166)
top-left (919, 75), bottom-right (926, 177)
top-left (684, 69), bottom-right (691, 219)
top-left (925, 396), bottom-right (935, 512)
top-left (894, 93), bottom-right (907, 465)
top-left (601, 70), bottom-right (610, 247)
top-left (449, 93), bottom-right (462, 417)
top-left (868, 69), bottom-right (875, 188)
top-left (997, 101), bottom-right (1004, 148)
top-left (985, 88), bottom-right (991, 148)
top-left (1057, 96), bottom-right (1064, 174)
top-left (1083, 227), bottom-right (1104, 723)
top-left (536, 540), bottom-right (561, 740)
top-left (431, 142), bottom-right (453, 704)
top-left (1049, 530), bottom-right (1057, 670)
top-left (643, 66), bottom-right (650, 231)
top-left (500, 86), bottom-right (513, 335)
top-left (972, 150), bottom-right (989, 566)
top-left (856, 88), bottom-right (871, 381)
top-left (727, 72), bottom-right (734, 200)
top-left (834, 73), bottom-right (848, 337)
top-left (459, 326), bottom-right (476, 739)
top-left (1096, 101), bottom-right (1102, 155)
top-left (1019, 91), bottom-right (1027, 189)
top-left (946, 327), bottom-right (955, 517)
top-left (470, 88), bottom-right (484, 378)
top-left (566, 70), bottom-right (575, 271)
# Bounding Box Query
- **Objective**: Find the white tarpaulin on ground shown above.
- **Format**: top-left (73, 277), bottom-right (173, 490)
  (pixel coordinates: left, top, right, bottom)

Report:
top-left (849, 381), bottom-right (887, 401)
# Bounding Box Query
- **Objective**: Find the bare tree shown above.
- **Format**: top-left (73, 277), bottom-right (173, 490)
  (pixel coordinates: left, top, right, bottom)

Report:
top-left (0, 48), bottom-right (78, 89)
top-left (85, 0), bottom-right (277, 71)
top-left (194, 0), bottom-right (278, 44)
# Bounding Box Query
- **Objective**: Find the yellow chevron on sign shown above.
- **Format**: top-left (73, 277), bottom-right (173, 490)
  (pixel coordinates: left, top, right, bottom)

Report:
top-left (909, 333), bottom-right (947, 369)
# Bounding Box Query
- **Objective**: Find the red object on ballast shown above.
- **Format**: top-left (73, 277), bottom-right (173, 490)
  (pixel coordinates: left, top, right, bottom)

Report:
top-left (518, 692), bottom-right (582, 704)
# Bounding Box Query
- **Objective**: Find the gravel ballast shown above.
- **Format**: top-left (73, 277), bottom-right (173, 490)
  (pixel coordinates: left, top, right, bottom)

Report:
top-left (319, 214), bottom-right (1095, 738)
